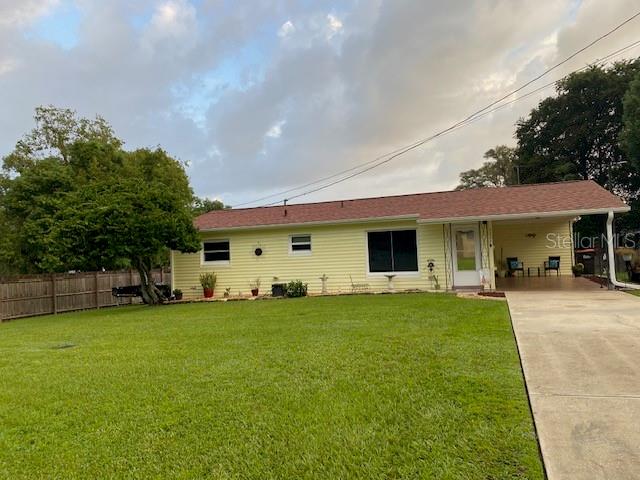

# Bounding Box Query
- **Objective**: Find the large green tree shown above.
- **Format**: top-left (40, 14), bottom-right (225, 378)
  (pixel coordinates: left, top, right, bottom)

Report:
top-left (191, 196), bottom-right (228, 216)
top-left (619, 71), bottom-right (640, 233)
top-left (457, 145), bottom-right (518, 190)
top-left (3, 105), bottom-right (121, 175)
top-left (515, 60), bottom-right (640, 200)
top-left (1, 107), bottom-right (200, 304)
top-left (621, 71), bottom-right (640, 161)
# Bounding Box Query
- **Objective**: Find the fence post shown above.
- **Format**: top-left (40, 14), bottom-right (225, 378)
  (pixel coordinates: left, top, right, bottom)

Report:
top-left (52, 274), bottom-right (58, 315)
top-left (129, 269), bottom-right (134, 305)
top-left (95, 271), bottom-right (100, 309)
top-left (109, 271), bottom-right (114, 306)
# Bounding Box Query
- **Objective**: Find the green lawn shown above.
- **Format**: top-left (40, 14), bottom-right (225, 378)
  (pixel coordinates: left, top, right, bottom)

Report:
top-left (0, 294), bottom-right (543, 479)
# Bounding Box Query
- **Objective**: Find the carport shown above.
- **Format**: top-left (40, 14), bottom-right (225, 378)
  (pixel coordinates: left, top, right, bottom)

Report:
top-left (496, 275), bottom-right (601, 291)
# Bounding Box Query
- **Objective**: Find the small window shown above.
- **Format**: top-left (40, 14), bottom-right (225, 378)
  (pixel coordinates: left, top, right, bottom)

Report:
top-left (290, 235), bottom-right (311, 255)
top-left (203, 240), bottom-right (230, 263)
top-left (367, 230), bottom-right (418, 273)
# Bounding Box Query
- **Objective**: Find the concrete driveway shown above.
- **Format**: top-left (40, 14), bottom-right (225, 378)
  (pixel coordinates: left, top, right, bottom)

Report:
top-left (506, 289), bottom-right (640, 480)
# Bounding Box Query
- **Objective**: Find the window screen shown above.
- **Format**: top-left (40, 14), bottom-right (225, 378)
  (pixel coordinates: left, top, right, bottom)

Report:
top-left (290, 235), bottom-right (311, 253)
top-left (203, 241), bottom-right (230, 262)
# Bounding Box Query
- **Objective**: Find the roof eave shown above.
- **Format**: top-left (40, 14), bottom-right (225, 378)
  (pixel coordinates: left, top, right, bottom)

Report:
top-left (196, 213), bottom-right (421, 233)
top-left (416, 206), bottom-right (631, 224)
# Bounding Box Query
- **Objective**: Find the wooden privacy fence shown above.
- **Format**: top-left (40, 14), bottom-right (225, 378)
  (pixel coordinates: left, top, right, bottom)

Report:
top-left (0, 269), bottom-right (169, 321)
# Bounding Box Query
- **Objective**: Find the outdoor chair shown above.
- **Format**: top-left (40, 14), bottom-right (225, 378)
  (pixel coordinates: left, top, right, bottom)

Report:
top-left (349, 275), bottom-right (370, 293)
top-left (544, 256), bottom-right (561, 276)
top-left (506, 257), bottom-right (525, 277)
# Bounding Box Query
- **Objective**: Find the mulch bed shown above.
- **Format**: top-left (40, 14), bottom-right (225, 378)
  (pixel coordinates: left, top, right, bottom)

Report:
top-left (478, 291), bottom-right (506, 298)
top-left (584, 275), bottom-right (608, 287)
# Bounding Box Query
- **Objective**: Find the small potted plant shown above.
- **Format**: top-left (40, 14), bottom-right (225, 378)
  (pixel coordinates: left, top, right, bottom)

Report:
top-left (172, 288), bottom-right (183, 301)
top-left (572, 263), bottom-right (585, 277)
top-left (223, 287), bottom-right (231, 299)
top-left (200, 272), bottom-right (217, 298)
top-left (250, 278), bottom-right (261, 296)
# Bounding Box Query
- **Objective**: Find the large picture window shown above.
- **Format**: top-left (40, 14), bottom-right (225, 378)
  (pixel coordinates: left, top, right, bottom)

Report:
top-left (367, 230), bottom-right (418, 273)
top-left (202, 240), bottom-right (230, 263)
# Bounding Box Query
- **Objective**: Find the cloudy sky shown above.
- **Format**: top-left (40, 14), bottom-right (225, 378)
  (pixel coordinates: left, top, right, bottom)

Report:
top-left (1, 0), bottom-right (639, 206)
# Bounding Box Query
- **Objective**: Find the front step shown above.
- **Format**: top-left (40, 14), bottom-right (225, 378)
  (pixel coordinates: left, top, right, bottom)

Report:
top-left (453, 285), bottom-right (482, 291)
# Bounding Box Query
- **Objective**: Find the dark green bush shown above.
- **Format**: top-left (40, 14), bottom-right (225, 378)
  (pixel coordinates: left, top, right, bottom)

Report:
top-left (286, 280), bottom-right (308, 298)
top-left (572, 263), bottom-right (585, 276)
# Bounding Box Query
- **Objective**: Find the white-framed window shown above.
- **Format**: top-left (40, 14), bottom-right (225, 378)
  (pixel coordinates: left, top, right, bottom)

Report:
top-left (289, 234), bottom-right (312, 255)
top-left (366, 229), bottom-right (418, 274)
top-left (202, 240), bottom-right (230, 264)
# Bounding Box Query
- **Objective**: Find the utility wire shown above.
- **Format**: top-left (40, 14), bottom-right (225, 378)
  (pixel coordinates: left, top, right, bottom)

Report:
top-left (261, 36), bottom-right (640, 207)
top-left (231, 139), bottom-right (429, 208)
top-left (452, 38), bottom-right (640, 122)
top-left (232, 11), bottom-right (640, 208)
top-left (264, 45), bottom-right (640, 206)
top-left (452, 10), bottom-right (640, 125)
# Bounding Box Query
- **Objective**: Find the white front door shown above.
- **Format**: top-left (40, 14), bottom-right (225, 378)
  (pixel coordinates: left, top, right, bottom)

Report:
top-left (451, 224), bottom-right (481, 287)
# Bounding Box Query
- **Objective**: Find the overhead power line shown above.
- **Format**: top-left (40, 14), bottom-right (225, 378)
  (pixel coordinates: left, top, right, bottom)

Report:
top-left (445, 38), bottom-right (640, 125)
top-left (264, 43), bottom-right (640, 206)
top-left (232, 10), bottom-right (640, 208)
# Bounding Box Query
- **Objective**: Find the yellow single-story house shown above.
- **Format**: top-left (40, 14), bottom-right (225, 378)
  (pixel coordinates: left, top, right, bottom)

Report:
top-left (171, 180), bottom-right (629, 298)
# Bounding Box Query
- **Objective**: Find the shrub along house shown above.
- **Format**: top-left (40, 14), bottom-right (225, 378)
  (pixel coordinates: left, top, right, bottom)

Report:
top-left (171, 180), bottom-right (629, 298)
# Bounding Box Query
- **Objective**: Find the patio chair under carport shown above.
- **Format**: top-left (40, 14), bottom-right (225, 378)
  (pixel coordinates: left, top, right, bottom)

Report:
top-left (506, 257), bottom-right (525, 277)
top-left (544, 256), bottom-right (561, 276)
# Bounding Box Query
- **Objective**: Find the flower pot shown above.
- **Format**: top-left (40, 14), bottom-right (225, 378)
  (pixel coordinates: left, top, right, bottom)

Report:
top-left (203, 288), bottom-right (214, 298)
top-left (251, 288), bottom-right (259, 297)
top-left (174, 293), bottom-right (183, 301)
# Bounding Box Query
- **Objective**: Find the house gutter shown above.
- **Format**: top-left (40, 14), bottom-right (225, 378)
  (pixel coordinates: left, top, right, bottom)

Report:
top-left (197, 214), bottom-right (420, 233)
top-left (606, 210), bottom-right (640, 290)
top-left (417, 206), bottom-right (630, 224)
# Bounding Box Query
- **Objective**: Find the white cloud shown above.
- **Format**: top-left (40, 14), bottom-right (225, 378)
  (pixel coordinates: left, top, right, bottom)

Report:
top-left (0, 0), bottom-right (59, 27)
top-left (150, 0), bottom-right (195, 35)
top-left (0, 58), bottom-right (18, 76)
top-left (266, 120), bottom-right (285, 138)
top-left (278, 20), bottom-right (295, 38)
top-left (2, 0), bottom-right (640, 207)
top-left (326, 14), bottom-right (343, 39)
top-left (141, 0), bottom-right (198, 55)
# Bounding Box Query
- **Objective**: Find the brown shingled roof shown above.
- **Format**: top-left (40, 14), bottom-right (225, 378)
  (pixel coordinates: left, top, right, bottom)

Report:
top-left (195, 180), bottom-right (629, 231)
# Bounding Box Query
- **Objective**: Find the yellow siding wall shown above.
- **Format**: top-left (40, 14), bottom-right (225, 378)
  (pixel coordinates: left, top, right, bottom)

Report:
top-left (172, 221), bottom-right (448, 299)
top-left (492, 218), bottom-right (574, 276)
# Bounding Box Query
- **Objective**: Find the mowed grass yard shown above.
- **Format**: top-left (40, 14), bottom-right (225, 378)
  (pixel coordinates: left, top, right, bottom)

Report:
top-left (0, 294), bottom-right (543, 479)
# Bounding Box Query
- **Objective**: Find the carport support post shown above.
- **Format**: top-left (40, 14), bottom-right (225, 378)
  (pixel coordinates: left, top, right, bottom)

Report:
top-left (606, 211), bottom-right (616, 289)
top-left (606, 210), bottom-right (640, 290)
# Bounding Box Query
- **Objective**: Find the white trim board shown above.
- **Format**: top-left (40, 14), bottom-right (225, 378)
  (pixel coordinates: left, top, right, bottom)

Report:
top-left (198, 214), bottom-right (420, 232)
top-left (417, 207), bottom-right (630, 225)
